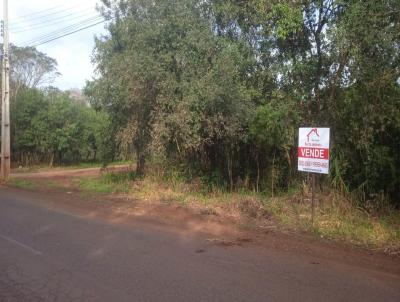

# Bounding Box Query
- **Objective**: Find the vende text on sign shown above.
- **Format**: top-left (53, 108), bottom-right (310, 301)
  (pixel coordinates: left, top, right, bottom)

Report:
top-left (298, 127), bottom-right (330, 174)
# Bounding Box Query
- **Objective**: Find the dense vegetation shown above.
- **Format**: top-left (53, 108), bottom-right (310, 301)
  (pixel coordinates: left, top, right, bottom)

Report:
top-left (11, 87), bottom-right (109, 166)
top-left (84, 0), bottom-right (399, 206)
top-left (8, 45), bottom-right (109, 166)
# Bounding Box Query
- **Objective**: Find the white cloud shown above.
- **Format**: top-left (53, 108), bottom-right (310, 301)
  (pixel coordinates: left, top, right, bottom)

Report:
top-left (1, 0), bottom-right (107, 90)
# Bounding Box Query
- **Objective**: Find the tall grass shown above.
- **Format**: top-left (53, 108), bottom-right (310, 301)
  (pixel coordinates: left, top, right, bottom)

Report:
top-left (76, 170), bottom-right (139, 194)
top-left (125, 166), bottom-right (400, 253)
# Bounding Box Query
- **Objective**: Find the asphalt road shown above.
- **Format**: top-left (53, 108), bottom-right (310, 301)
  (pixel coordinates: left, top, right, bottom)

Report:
top-left (0, 187), bottom-right (399, 302)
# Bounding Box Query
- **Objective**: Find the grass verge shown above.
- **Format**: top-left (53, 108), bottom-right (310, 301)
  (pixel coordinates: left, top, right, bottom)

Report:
top-left (264, 195), bottom-right (400, 253)
top-left (7, 178), bottom-right (36, 190)
top-left (75, 170), bottom-right (139, 195)
top-left (122, 172), bottom-right (400, 254)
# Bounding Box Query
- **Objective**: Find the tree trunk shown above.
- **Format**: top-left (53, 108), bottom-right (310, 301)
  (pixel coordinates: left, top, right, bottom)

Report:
top-left (256, 152), bottom-right (260, 193)
top-left (271, 150), bottom-right (276, 198)
top-left (227, 152), bottom-right (233, 192)
top-left (136, 149), bottom-right (145, 176)
top-left (49, 153), bottom-right (54, 168)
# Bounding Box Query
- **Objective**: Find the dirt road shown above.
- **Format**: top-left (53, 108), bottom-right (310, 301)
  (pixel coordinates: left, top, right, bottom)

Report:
top-left (11, 164), bottom-right (130, 178)
top-left (0, 186), bottom-right (399, 302)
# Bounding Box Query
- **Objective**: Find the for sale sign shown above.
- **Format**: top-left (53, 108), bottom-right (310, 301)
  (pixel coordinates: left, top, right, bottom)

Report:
top-left (298, 128), bottom-right (330, 174)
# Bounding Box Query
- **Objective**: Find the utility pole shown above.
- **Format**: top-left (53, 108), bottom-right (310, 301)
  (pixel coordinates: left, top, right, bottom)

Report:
top-left (1, 0), bottom-right (10, 181)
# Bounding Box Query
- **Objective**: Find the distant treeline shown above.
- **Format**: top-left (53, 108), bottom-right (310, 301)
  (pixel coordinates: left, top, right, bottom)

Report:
top-left (11, 87), bottom-right (109, 166)
top-left (5, 45), bottom-right (112, 167)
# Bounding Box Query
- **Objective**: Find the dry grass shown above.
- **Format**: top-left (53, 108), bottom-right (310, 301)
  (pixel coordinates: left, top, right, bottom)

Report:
top-left (263, 192), bottom-right (400, 254)
top-left (125, 175), bottom-right (400, 254)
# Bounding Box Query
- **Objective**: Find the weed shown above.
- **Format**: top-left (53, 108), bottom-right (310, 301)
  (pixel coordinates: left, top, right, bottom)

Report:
top-left (102, 170), bottom-right (139, 183)
top-left (261, 193), bottom-right (400, 252)
top-left (44, 180), bottom-right (68, 191)
top-left (66, 160), bottom-right (131, 170)
top-left (8, 178), bottom-right (36, 190)
top-left (77, 177), bottom-right (115, 194)
top-left (75, 170), bottom-right (138, 195)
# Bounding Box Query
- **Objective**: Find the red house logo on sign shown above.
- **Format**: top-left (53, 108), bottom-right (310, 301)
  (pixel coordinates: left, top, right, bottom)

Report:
top-left (307, 128), bottom-right (319, 142)
top-left (298, 128), bottom-right (330, 174)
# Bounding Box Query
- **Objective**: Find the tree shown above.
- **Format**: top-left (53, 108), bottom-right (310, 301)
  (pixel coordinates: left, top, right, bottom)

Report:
top-left (11, 86), bottom-right (109, 166)
top-left (328, 0), bottom-right (400, 203)
top-left (88, 0), bottom-right (253, 178)
top-left (207, 0), bottom-right (400, 202)
top-left (250, 101), bottom-right (299, 194)
top-left (9, 45), bottom-right (60, 98)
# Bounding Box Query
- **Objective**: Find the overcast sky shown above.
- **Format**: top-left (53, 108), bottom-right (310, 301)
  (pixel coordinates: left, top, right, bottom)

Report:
top-left (2, 0), bottom-right (107, 90)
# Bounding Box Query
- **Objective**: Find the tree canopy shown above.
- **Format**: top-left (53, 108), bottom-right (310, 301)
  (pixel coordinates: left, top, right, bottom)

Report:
top-left (9, 44), bottom-right (60, 97)
top-left (6, 45), bottom-right (110, 167)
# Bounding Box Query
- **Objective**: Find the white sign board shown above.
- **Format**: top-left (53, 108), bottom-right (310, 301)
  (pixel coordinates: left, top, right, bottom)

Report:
top-left (298, 128), bottom-right (330, 174)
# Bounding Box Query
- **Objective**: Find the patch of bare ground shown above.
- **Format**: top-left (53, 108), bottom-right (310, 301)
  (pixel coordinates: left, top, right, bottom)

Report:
top-left (11, 164), bottom-right (131, 179)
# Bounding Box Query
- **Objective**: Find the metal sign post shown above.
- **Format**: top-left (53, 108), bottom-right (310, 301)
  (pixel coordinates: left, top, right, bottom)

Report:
top-left (311, 173), bottom-right (315, 225)
top-left (298, 128), bottom-right (330, 225)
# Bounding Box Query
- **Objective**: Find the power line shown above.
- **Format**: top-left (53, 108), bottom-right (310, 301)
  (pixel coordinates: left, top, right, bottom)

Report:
top-left (10, 9), bottom-right (96, 30)
top-left (31, 20), bottom-right (108, 47)
top-left (12, 2), bottom-right (89, 20)
top-left (20, 16), bottom-right (104, 46)
top-left (28, 19), bottom-right (109, 48)
top-left (10, 8), bottom-right (97, 30)
top-left (11, 13), bottom-right (102, 33)
top-left (21, 16), bottom-right (103, 44)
